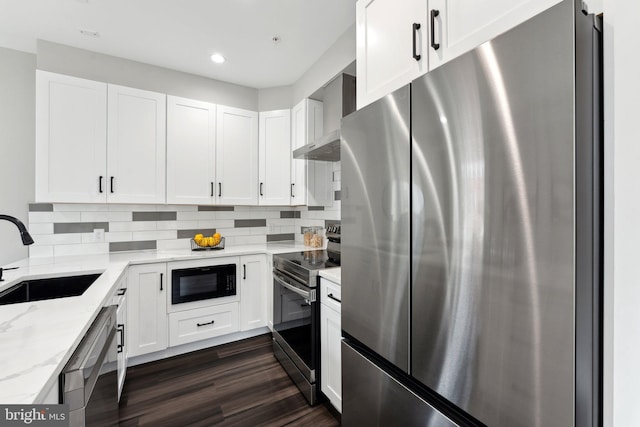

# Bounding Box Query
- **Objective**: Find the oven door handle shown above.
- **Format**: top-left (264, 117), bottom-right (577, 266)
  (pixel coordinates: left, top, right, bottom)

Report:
top-left (273, 273), bottom-right (311, 300)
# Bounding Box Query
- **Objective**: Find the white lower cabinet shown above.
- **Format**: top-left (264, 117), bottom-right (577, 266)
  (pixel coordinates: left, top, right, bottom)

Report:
top-left (127, 263), bottom-right (168, 357)
top-left (320, 277), bottom-right (342, 413)
top-left (240, 254), bottom-right (268, 331)
top-left (169, 303), bottom-right (239, 346)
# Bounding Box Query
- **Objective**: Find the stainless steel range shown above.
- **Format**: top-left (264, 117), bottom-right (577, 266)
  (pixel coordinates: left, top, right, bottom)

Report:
top-left (272, 223), bottom-right (340, 405)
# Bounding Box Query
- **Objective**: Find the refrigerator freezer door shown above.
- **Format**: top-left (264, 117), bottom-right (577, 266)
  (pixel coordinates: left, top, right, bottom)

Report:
top-left (342, 342), bottom-right (457, 427)
top-left (411, 1), bottom-right (576, 426)
top-left (341, 85), bottom-right (411, 371)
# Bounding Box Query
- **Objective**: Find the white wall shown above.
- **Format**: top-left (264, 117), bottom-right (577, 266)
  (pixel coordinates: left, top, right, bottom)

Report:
top-left (603, 0), bottom-right (640, 425)
top-left (0, 47), bottom-right (35, 265)
top-left (291, 24), bottom-right (356, 104)
top-left (37, 40), bottom-right (259, 111)
top-left (258, 86), bottom-right (293, 111)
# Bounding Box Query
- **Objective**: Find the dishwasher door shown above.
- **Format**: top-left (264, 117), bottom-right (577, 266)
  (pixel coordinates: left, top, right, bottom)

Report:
top-left (60, 306), bottom-right (118, 426)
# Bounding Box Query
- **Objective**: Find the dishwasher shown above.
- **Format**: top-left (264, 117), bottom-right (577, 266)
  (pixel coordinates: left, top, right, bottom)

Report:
top-left (60, 306), bottom-right (118, 426)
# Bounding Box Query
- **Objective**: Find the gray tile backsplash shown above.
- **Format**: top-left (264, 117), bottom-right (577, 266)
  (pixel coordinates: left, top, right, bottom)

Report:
top-left (110, 240), bottom-right (157, 252)
top-left (28, 203), bottom-right (53, 212)
top-left (27, 162), bottom-right (341, 257)
top-left (266, 233), bottom-right (296, 242)
top-left (234, 219), bottom-right (267, 228)
top-left (198, 206), bottom-right (235, 211)
top-left (54, 222), bottom-right (109, 234)
top-left (132, 211), bottom-right (177, 221)
top-left (177, 229), bottom-right (217, 239)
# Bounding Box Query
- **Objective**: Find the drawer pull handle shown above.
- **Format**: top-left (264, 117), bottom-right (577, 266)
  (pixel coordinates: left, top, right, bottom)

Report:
top-left (430, 10), bottom-right (441, 51)
top-left (328, 293), bottom-right (342, 303)
top-left (197, 320), bottom-right (215, 327)
top-left (412, 23), bottom-right (421, 61)
top-left (117, 324), bottom-right (125, 353)
top-left (117, 288), bottom-right (127, 296)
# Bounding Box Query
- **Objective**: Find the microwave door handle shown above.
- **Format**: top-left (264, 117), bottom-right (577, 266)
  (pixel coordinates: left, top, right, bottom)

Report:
top-left (273, 274), bottom-right (310, 299)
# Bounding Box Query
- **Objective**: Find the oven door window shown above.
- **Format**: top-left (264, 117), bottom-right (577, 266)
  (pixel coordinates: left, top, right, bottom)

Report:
top-left (273, 279), bottom-right (315, 369)
top-left (172, 264), bottom-right (236, 305)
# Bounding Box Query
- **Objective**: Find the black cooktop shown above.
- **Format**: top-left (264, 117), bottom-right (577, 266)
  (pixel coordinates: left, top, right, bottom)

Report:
top-left (275, 250), bottom-right (340, 271)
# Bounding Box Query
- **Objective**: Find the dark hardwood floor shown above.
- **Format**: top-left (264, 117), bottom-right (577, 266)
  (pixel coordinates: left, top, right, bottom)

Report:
top-left (118, 334), bottom-right (340, 426)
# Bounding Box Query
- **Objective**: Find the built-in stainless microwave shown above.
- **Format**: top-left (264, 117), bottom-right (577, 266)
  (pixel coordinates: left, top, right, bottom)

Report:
top-left (171, 263), bottom-right (236, 305)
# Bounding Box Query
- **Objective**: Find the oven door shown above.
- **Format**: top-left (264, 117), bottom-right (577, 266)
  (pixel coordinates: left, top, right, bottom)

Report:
top-left (272, 270), bottom-right (318, 382)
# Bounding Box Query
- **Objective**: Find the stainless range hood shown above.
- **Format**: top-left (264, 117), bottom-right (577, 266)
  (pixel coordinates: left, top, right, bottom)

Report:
top-left (293, 73), bottom-right (356, 162)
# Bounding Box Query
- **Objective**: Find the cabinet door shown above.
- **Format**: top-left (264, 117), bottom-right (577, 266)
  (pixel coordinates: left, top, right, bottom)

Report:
top-left (428, 0), bottom-right (563, 70)
top-left (356, 0), bottom-right (428, 109)
top-left (290, 100), bottom-right (308, 205)
top-left (259, 110), bottom-right (291, 206)
top-left (167, 96), bottom-right (216, 205)
top-left (216, 105), bottom-right (259, 205)
top-left (116, 293), bottom-right (127, 400)
top-left (307, 98), bottom-right (333, 207)
top-left (127, 263), bottom-right (168, 357)
top-left (35, 71), bottom-right (107, 203)
top-left (321, 303), bottom-right (342, 412)
top-left (107, 85), bottom-right (166, 204)
top-left (240, 255), bottom-right (267, 331)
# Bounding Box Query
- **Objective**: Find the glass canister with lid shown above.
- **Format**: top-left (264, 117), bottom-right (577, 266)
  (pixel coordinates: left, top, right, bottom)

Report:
top-left (303, 226), bottom-right (324, 248)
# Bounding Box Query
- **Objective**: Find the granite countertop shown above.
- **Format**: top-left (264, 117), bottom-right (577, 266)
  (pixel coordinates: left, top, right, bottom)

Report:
top-left (0, 242), bottom-right (307, 404)
top-left (319, 267), bottom-right (341, 285)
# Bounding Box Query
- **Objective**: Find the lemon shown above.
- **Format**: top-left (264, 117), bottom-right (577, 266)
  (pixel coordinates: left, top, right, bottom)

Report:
top-left (213, 232), bottom-right (221, 240)
top-left (194, 233), bottom-right (204, 242)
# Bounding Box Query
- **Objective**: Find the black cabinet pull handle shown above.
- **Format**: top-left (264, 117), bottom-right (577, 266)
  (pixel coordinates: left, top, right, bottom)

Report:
top-left (110, 176), bottom-right (115, 193)
top-left (291, 183), bottom-right (295, 198)
top-left (260, 182), bottom-right (264, 196)
top-left (211, 182), bottom-right (214, 197)
top-left (328, 293), bottom-right (342, 303)
top-left (117, 324), bottom-right (125, 353)
top-left (430, 10), bottom-right (440, 51)
top-left (160, 273), bottom-right (163, 291)
top-left (197, 320), bottom-right (215, 327)
top-left (218, 183), bottom-right (222, 197)
top-left (243, 264), bottom-right (247, 280)
top-left (117, 288), bottom-right (127, 296)
top-left (99, 176), bottom-right (104, 193)
top-left (412, 23), bottom-right (421, 61)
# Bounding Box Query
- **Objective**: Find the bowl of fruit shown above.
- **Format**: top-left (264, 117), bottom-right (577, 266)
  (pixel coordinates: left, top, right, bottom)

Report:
top-left (191, 232), bottom-right (224, 251)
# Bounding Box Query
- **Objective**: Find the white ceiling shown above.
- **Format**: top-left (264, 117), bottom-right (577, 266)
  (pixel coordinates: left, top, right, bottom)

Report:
top-left (0, 0), bottom-right (356, 89)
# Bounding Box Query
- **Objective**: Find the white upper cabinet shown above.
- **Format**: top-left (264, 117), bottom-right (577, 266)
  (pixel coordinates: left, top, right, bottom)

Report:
top-left (356, 0), bottom-right (428, 109)
top-left (428, 0), bottom-right (563, 70)
top-left (167, 96), bottom-right (217, 205)
top-left (290, 100), bottom-right (308, 206)
top-left (259, 110), bottom-right (291, 206)
top-left (290, 98), bottom-right (325, 206)
top-left (356, 0), bottom-right (563, 108)
top-left (216, 105), bottom-right (259, 205)
top-left (107, 85), bottom-right (166, 204)
top-left (36, 71), bottom-right (107, 203)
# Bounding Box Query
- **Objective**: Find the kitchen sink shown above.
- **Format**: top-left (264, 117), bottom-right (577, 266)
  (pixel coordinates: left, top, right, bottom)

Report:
top-left (0, 273), bottom-right (102, 305)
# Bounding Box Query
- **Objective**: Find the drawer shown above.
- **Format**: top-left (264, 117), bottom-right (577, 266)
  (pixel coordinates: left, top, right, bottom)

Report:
top-left (169, 302), bottom-right (239, 347)
top-left (320, 278), bottom-right (341, 313)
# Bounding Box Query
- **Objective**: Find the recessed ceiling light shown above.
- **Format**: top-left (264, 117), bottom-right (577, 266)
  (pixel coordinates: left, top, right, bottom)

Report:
top-left (79, 29), bottom-right (100, 38)
top-left (210, 53), bottom-right (225, 64)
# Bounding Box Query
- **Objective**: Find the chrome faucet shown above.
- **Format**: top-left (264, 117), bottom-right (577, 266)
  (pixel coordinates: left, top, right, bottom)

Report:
top-left (0, 215), bottom-right (34, 245)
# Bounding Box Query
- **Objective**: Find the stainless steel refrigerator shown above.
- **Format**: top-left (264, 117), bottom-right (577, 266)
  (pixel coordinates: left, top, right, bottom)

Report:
top-left (340, 1), bottom-right (602, 426)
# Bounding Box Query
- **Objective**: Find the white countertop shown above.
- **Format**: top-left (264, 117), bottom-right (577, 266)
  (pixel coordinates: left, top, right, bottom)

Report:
top-left (319, 267), bottom-right (341, 284)
top-left (0, 242), bottom-right (308, 404)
